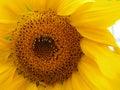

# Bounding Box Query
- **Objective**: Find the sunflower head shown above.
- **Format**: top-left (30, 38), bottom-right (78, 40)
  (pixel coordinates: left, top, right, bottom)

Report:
top-left (10, 9), bottom-right (82, 86)
top-left (0, 0), bottom-right (120, 90)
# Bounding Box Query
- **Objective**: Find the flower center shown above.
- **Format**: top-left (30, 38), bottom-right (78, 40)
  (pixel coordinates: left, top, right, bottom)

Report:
top-left (33, 36), bottom-right (58, 59)
top-left (11, 10), bottom-right (82, 86)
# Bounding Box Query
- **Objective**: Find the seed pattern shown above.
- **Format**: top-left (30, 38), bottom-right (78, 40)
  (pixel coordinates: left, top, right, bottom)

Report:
top-left (11, 10), bottom-right (82, 86)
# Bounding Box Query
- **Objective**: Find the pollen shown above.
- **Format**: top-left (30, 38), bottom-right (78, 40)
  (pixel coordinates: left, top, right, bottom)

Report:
top-left (11, 10), bottom-right (82, 86)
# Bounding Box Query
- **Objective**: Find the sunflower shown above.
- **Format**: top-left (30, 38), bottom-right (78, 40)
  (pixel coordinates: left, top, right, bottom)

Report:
top-left (0, 0), bottom-right (120, 90)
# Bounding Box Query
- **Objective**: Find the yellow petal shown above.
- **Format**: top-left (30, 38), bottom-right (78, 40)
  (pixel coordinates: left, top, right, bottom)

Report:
top-left (62, 79), bottom-right (73, 90)
top-left (8, 77), bottom-right (29, 90)
top-left (26, 83), bottom-right (38, 90)
top-left (0, 61), bottom-right (13, 72)
top-left (0, 23), bottom-right (15, 42)
top-left (0, 61), bottom-right (29, 90)
top-left (70, 1), bottom-right (120, 27)
top-left (9, 69), bottom-right (29, 90)
top-left (76, 25), bottom-right (118, 47)
top-left (38, 86), bottom-right (45, 90)
top-left (0, 0), bottom-right (27, 20)
top-left (0, 36), bottom-right (11, 62)
top-left (80, 38), bottom-right (120, 79)
top-left (57, 0), bottom-right (94, 16)
top-left (114, 47), bottom-right (120, 55)
top-left (71, 72), bottom-right (92, 90)
top-left (25, 0), bottom-right (46, 12)
top-left (78, 55), bottom-right (112, 89)
top-left (0, 39), bottom-right (10, 50)
top-left (46, 0), bottom-right (62, 11)
top-left (0, 2), bottom-right (18, 21)
top-left (0, 65), bottom-right (16, 90)
top-left (0, 50), bottom-right (11, 65)
top-left (46, 83), bottom-right (62, 90)
top-left (109, 75), bottom-right (120, 90)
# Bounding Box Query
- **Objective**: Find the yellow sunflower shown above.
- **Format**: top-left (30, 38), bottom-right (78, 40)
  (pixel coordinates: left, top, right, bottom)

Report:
top-left (0, 0), bottom-right (120, 90)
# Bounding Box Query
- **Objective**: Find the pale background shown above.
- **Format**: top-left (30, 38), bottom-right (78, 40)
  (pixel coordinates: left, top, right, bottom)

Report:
top-left (109, 20), bottom-right (120, 46)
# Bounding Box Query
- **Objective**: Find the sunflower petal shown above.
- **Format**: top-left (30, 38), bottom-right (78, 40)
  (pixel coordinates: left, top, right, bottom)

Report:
top-left (46, 0), bottom-right (61, 11)
top-left (0, 49), bottom-right (10, 65)
top-left (78, 55), bottom-right (112, 89)
top-left (57, 0), bottom-right (94, 16)
top-left (76, 25), bottom-right (118, 47)
top-left (62, 79), bottom-right (73, 90)
top-left (25, 0), bottom-right (46, 12)
top-left (0, 23), bottom-right (15, 37)
top-left (0, 3), bottom-right (18, 21)
top-left (8, 77), bottom-right (29, 90)
top-left (70, 2), bottom-right (119, 47)
top-left (0, 60), bottom-right (28, 90)
top-left (71, 72), bottom-right (92, 90)
top-left (70, 1), bottom-right (120, 27)
top-left (80, 38), bottom-right (120, 79)
top-left (0, 0), bottom-right (27, 19)
top-left (46, 83), bottom-right (62, 90)
top-left (0, 65), bottom-right (16, 90)
top-left (26, 83), bottom-right (38, 90)
top-left (114, 47), bottom-right (120, 54)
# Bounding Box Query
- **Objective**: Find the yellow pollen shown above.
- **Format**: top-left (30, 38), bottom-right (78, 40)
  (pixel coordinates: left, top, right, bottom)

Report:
top-left (11, 10), bottom-right (82, 86)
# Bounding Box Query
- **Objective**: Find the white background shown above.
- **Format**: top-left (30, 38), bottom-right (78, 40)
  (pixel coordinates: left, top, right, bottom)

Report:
top-left (109, 20), bottom-right (120, 46)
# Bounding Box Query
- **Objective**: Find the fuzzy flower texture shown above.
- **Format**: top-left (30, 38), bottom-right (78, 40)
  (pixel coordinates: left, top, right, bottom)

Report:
top-left (0, 0), bottom-right (120, 90)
